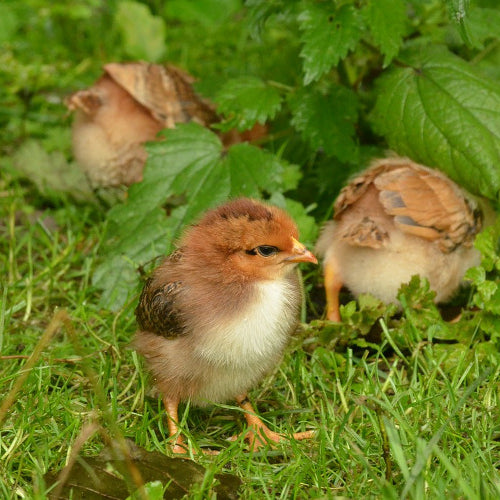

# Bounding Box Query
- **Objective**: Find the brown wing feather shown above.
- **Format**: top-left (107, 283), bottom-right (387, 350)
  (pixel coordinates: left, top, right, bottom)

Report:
top-left (333, 158), bottom-right (482, 253)
top-left (340, 216), bottom-right (389, 249)
top-left (104, 62), bottom-right (217, 128)
top-left (373, 162), bottom-right (480, 252)
top-left (135, 250), bottom-right (186, 338)
top-left (334, 165), bottom-right (385, 217)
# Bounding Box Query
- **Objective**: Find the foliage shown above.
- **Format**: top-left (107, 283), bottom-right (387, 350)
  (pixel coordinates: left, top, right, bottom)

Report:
top-left (2, 0), bottom-right (500, 498)
top-left (2, 0), bottom-right (500, 308)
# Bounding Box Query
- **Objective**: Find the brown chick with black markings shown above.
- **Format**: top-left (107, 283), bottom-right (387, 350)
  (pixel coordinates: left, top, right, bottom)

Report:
top-left (315, 158), bottom-right (487, 322)
top-left (134, 198), bottom-right (317, 454)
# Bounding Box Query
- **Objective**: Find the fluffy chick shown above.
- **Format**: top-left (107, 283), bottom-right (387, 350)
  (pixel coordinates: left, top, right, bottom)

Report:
top-left (134, 198), bottom-right (317, 453)
top-left (66, 62), bottom-right (218, 187)
top-left (66, 62), bottom-right (268, 188)
top-left (316, 158), bottom-right (486, 322)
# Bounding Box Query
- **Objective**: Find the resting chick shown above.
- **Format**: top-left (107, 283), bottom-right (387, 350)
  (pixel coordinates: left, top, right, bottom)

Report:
top-left (66, 62), bottom-right (218, 187)
top-left (316, 158), bottom-right (485, 321)
top-left (134, 198), bottom-right (317, 453)
top-left (66, 62), bottom-right (267, 187)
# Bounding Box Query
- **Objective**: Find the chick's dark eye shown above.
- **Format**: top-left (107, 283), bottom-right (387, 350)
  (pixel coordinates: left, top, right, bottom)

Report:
top-left (256, 245), bottom-right (279, 257)
top-left (245, 245), bottom-right (279, 257)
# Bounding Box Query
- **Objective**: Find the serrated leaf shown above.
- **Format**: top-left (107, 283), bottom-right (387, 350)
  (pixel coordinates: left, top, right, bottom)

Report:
top-left (94, 123), bottom-right (301, 310)
top-left (299, 3), bottom-right (364, 84)
top-left (363, 0), bottom-right (407, 67)
top-left (370, 47), bottom-right (500, 200)
top-left (465, 7), bottom-right (500, 49)
top-left (115, 1), bottom-right (166, 61)
top-left (215, 76), bottom-right (283, 131)
top-left (289, 85), bottom-right (359, 162)
top-left (473, 217), bottom-right (500, 272)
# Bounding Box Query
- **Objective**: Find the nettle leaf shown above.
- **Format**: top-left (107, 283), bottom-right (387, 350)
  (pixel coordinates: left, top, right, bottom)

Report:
top-left (299, 3), bottom-right (364, 84)
top-left (215, 76), bottom-right (283, 131)
top-left (465, 7), bottom-right (500, 49)
top-left (363, 0), bottom-right (407, 67)
top-left (289, 85), bottom-right (359, 162)
top-left (370, 47), bottom-right (500, 200)
top-left (115, 1), bottom-right (166, 61)
top-left (93, 123), bottom-right (302, 310)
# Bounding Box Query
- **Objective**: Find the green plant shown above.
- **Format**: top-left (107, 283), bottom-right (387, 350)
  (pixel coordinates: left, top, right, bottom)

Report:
top-left (2, 1), bottom-right (500, 498)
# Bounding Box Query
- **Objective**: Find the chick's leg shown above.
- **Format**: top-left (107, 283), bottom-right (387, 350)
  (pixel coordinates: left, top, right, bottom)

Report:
top-left (162, 396), bottom-right (219, 456)
top-left (324, 256), bottom-right (343, 322)
top-left (163, 396), bottom-right (188, 454)
top-left (234, 394), bottom-right (315, 452)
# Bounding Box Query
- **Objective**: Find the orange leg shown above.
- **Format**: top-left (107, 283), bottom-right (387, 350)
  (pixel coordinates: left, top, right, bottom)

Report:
top-left (324, 257), bottom-right (343, 322)
top-left (162, 396), bottom-right (219, 456)
top-left (163, 396), bottom-right (189, 454)
top-left (231, 394), bottom-right (315, 452)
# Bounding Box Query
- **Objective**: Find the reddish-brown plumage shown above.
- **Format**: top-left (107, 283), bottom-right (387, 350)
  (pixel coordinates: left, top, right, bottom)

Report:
top-left (316, 157), bottom-right (490, 322)
top-left (134, 198), bottom-right (317, 453)
top-left (66, 62), bottom-right (268, 188)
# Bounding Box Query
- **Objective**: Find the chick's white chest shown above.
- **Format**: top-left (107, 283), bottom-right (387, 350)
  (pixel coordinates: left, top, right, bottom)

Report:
top-left (195, 279), bottom-right (298, 370)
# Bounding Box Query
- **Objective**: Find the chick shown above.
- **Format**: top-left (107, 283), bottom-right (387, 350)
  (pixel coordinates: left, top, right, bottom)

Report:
top-left (315, 158), bottom-right (485, 322)
top-left (66, 62), bottom-right (268, 188)
top-left (66, 62), bottom-right (218, 187)
top-left (134, 198), bottom-right (317, 453)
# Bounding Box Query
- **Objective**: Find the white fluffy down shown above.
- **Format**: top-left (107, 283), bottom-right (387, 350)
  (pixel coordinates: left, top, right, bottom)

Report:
top-left (321, 223), bottom-right (480, 304)
top-left (190, 279), bottom-right (297, 404)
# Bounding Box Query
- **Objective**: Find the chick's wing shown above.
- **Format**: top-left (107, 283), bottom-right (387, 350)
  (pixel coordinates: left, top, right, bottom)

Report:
top-left (374, 163), bottom-right (480, 252)
top-left (135, 251), bottom-right (186, 338)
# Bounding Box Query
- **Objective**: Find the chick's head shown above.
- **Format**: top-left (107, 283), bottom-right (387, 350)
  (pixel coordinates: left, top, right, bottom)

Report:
top-left (181, 198), bottom-right (317, 282)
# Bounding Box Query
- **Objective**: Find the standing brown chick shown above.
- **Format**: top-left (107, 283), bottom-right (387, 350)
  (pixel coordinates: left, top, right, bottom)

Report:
top-left (134, 198), bottom-right (317, 453)
top-left (66, 62), bottom-right (218, 187)
top-left (315, 158), bottom-right (485, 322)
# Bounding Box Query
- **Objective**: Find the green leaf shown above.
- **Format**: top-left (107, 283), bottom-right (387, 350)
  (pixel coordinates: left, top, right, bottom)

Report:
top-left (465, 7), bottom-right (500, 49)
top-left (127, 481), bottom-right (165, 500)
top-left (12, 140), bottom-right (94, 203)
top-left (299, 3), bottom-right (364, 84)
top-left (92, 255), bottom-right (144, 321)
top-left (363, 0), bottom-right (407, 67)
top-left (289, 85), bottom-right (359, 162)
top-left (268, 193), bottom-right (318, 247)
top-left (370, 47), bottom-right (500, 200)
top-left (115, 1), bottom-right (166, 61)
top-left (215, 76), bottom-right (283, 131)
top-left (472, 217), bottom-right (500, 272)
top-left (94, 123), bottom-right (301, 310)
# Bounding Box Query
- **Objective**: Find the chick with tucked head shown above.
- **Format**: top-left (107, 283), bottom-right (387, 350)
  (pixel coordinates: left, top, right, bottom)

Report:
top-left (316, 158), bottom-right (486, 322)
top-left (134, 198), bottom-right (317, 453)
top-left (66, 62), bottom-right (218, 187)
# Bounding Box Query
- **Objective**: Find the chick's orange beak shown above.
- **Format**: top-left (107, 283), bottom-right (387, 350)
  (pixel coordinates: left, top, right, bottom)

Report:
top-left (285, 237), bottom-right (318, 264)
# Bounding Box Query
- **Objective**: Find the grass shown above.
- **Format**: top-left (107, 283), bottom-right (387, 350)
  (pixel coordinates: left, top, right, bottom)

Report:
top-left (1, 176), bottom-right (500, 499)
